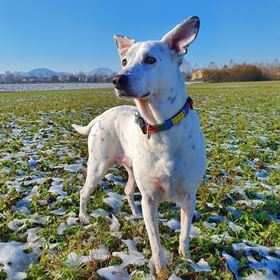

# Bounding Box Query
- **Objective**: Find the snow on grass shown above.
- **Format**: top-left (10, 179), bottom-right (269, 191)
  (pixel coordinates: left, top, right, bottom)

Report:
top-left (188, 259), bottom-right (211, 272)
top-left (0, 82), bottom-right (279, 279)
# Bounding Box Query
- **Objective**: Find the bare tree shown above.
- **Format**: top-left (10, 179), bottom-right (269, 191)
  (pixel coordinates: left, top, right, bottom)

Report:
top-left (228, 59), bottom-right (235, 68)
top-left (208, 62), bottom-right (218, 70)
top-left (180, 59), bottom-right (192, 80)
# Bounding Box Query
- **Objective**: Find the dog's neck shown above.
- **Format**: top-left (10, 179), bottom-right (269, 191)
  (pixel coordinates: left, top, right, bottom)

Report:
top-left (134, 78), bottom-right (187, 125)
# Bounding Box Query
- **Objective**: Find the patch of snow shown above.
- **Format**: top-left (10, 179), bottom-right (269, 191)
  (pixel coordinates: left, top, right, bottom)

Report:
top-left (64, 252), bottom-right (90, 268)
top-left (255, 170), bottom-right (269, 181)
top-left (49, 178), bottom-right (67, 197)
top-left (190, 225), bottom-right (201, 238)
top-left (29, 214), bottom-right (50, 225)
top-left (189, 258), bottom-right (211, 272)
top-left (91, 208), bottom-right (109, 218)
top-left (23, 177), bottom-right (47, 186)
top-left (105, 173), bottom-right (125, 185)
top-left (110, 214), bottom-right (120, 233)
top-left (5, 180), bottom-right (23, 192)
top-left (57, 163), bottom-right (84, 173)
top-left (228, 221), bottom-right (245, 232)
top-left (112, 239), bottom-right (146, 267)
top-left (57, 215), bottom-right (78, 235)
top-left (103, 192), bottom-right (125, 212)
top-left (222, 252), bottom-right (240, 280)
top-left (232, 243), bottom-right (272, 257)
top-left (168, 273), bottom-right (182, 280)
top-left (8, 219), bottom-right (26, 232)
top-left (97, 265), bottom-right (131, 280)
top-left (245, 271), bottom-right (267, 280)
top-left (27, 157), bottom-right (38, 168)
top-left (51, 206), bottom-right (67, 216)
top-left (165, 218), bottom-right (180, 231)
top-left (211, 232), bottom-right (231, 243)
top-left (0, 233), bottom-right (42, 279)
top-left (193, 210), bottom-right (201, 221)
top-left (248, 255), bottom-right (280, 279)
top-left (203, 221), bottom-right (216, 229)
top-left (207, 213), bottom-right (226, 222)
top-left (99, 180), bottom-right (111, 190)
top-left (89, 245), bottom-right (110, 262)
top-left (206, 202), bottom-right (215, 208)
top-left (227, 206), bottom-right (243, 218)
top-left (236, 199), bottom-right (264, 208)
top-left (268, 214), bottom-right (280, 224)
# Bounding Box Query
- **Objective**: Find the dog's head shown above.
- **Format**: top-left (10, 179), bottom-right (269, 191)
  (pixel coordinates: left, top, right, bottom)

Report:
top-left (112, 16), bottom-right (200, 99)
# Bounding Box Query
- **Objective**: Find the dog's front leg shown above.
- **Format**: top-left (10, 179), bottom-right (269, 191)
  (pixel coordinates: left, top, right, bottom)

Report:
top-left (179, 193), bottom-right (196, 260)
top-left (142, 194), bottom-right (168, 278)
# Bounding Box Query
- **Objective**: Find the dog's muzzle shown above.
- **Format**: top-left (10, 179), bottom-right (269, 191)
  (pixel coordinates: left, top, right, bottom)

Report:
top-left (112, 74), bottom-right (128, 90)
top-left (112, 74), bottom-right (150, 99)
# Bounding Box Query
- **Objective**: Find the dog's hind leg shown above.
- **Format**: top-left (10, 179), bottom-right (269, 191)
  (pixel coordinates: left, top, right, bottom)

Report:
top-left (79, 155), bottom-right (107, 225)
top-left (123, 165), bottom-right (141, 217)
top-left (78, 119), bottom-right (119, 225)
top-left (179, 193), bottom-right (196, 260)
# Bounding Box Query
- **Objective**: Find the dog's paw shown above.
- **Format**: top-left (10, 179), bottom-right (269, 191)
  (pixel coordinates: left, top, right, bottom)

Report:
top-left (130, 205), bottom-right (142, 217)
top-left (79, 214), bottom-right (90, 225)
top-left (148, 258), bottom-right (156, 276)
top-left (133, 212), bottom-right (143, 219)
top-left (157, 267), bottom-right (169, 280)
top-left (149, 258), bottom-right (169, 279)
top-left (178, 246), bottom-right (191, 261)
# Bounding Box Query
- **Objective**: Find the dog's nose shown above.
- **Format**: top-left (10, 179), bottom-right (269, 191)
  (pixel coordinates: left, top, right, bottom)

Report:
top-left (112, 74), bottom-right (128, 90)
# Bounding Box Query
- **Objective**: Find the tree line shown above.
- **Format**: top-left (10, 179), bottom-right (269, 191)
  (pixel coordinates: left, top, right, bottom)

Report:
top-left (199, 59), bottom-right (280, 82)
top-left (0, 72), bottom-right (114, 84)
top-left (1, 59), bottom-right (280, 84)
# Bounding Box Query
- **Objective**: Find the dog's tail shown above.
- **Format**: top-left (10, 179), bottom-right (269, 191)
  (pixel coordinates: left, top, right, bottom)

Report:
top-left (72, 119), bottom-right (96, 136)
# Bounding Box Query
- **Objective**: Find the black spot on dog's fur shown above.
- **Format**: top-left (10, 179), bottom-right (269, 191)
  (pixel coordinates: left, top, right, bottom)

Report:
top-left (167, 95), bottom-right (177, 104)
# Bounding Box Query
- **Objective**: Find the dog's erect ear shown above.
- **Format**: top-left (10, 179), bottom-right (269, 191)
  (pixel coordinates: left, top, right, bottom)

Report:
top-left (114, 35), bottom-right (135, 56)
top-left (161, 16), bottom-right (200, 56)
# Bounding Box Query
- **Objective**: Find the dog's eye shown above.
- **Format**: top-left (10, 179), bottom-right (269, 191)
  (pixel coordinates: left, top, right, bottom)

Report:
top-left (144, 56), bottom-right (157, 64)
top-left (122, 58), bottom-right (127, 67)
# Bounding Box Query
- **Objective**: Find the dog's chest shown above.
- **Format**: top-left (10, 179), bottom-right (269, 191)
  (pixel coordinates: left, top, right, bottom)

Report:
top-left (134, 135), bottom-right (196, 199)
top-left (146, 155), bottom-right (190, 201)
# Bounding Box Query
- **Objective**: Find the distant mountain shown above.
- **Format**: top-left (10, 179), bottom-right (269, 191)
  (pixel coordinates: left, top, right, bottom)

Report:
top-left (13, 71), bottom-right (28, 77)
top-left (88, 67), bottom-right (116, 76)
top-left (7, 67), bottom-right (116, 78)
top-left (27, 68), bottom-right (59, 78)
top-left (57, 71), bottom-right (71, 77)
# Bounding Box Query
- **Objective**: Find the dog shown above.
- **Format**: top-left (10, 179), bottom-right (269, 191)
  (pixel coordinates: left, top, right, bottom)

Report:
top-left (72, 16), bottom-right (206, 278)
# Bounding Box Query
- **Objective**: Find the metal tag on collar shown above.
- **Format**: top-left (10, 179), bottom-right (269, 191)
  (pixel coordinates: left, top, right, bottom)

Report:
top-left (147, 124), bottom-right (151, 139)
top-left (134, 111), bottom-right (146, 134)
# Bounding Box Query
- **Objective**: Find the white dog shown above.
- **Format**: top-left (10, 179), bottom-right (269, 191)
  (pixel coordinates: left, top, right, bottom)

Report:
top-left (73, 16), bottom-right (206, 278)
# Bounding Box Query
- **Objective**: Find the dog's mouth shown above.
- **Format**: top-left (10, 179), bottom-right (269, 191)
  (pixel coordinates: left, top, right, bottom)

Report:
top-left (139, 93), bottom-right (151, 99)
top-left (116, 90), bottom-right (151, 100)
top-left (115, 90), bottom-right (134, 99)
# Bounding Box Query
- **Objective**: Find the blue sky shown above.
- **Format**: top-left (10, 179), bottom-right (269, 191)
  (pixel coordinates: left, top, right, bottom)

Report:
top-left (0, 0), bottom-right (279, 73)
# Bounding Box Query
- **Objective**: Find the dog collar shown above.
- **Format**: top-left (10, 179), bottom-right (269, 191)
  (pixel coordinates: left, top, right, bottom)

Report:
top-left (134, 96), bottom-right (193, 138)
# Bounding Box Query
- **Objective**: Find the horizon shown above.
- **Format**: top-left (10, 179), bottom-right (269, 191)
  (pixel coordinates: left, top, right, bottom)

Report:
top-left (0, 0), bottom-right (279, 73)
top-left (1, 59), bottom-right (280, 77)
top-left (1, 66), bottom-right (116, 75)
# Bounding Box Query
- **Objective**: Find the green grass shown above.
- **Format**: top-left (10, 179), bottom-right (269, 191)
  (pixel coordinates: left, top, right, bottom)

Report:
top-left (0, 81), bottom-right (279, 279)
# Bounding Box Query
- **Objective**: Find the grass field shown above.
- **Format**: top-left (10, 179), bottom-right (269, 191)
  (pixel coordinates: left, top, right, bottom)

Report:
top-left (0, 81), bottom-right (279, 279)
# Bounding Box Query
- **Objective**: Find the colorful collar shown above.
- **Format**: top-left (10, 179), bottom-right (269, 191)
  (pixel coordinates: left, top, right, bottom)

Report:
top-left (134, 96), bottom-right (193, 138)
